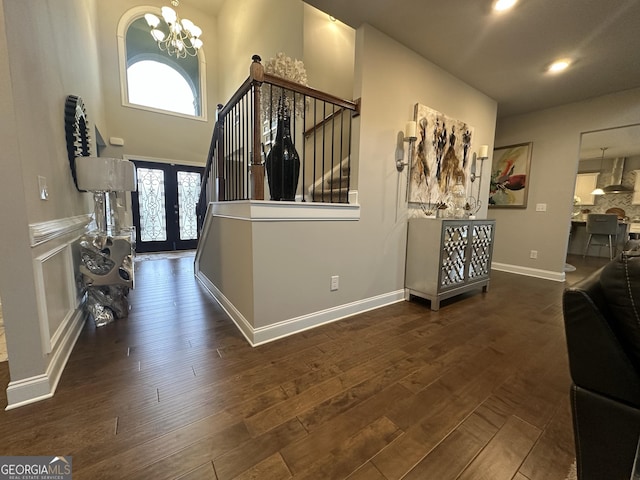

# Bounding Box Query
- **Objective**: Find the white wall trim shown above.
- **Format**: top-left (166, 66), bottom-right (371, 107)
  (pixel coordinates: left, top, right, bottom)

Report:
top-left (196, 269), bottom-right (404, 346)
top-left (194, 202), bottom-right (214, 276)
top-left (29, 214), bottom-right (92, 247)
top-left (492, 262), bottom-right (566, 282)
top-left (195, 270), bottom-right (255, 345)
top-left (122, 153), bottom-right (206, 168)
top-left (208, 198), bottom-right (361, 222)
top-left (33, 243), bottom-right (78, 354)
top-left (5, 307), bottom-right (86, 410)
top-left (251, 290), bottom-right (405, 346)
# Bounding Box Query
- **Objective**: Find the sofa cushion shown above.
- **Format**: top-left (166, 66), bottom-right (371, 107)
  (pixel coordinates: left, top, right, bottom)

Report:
top-left (600, 251), bottom-right (640, 370)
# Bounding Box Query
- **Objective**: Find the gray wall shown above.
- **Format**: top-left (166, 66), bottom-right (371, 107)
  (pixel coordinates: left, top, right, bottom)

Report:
top-left (198, 23), bottom-right (498, 338)
top-left (351, 24), bottom-right (497, 299)
top-left (493, 88), bottom-right (640, 277)
top-left (0, 0), bottom-right (103, 400)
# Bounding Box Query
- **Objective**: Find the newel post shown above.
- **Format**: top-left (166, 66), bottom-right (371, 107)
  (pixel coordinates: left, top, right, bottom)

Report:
top-left (250, 55), bottom-right (265, 200)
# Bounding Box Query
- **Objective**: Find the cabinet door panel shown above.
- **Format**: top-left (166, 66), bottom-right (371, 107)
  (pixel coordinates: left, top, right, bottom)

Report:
top-left (469, 223), bottom-right (494, 280)
top-left (439, 223), bottom-right (469, 289)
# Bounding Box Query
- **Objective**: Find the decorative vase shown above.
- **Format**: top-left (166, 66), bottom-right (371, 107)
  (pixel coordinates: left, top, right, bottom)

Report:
top-left (266, 115), bottom-right (300, 201)
top-left (451, 178), bottom-right (466, 219)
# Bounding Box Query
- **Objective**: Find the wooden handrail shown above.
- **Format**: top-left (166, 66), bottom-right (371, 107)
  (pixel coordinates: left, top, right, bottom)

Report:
top-left (304, 107), bottom-right (346, 138)
top-left (218, 77), bottom-right (253, 119)
top-left (263, 72), bottom-right (359, 112)
top-left (198, 55), bottom-right (360, 216)
top-left (200, 117), bottom-right (220, 196)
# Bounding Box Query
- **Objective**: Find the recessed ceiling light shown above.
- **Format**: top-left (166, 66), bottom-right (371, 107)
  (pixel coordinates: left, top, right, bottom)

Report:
top-left (494, 0), bottom-right (517, 11)
top-left (548, 59), bottom-right (571, 73)
top-left (329, 15), bottom-right (336, 22)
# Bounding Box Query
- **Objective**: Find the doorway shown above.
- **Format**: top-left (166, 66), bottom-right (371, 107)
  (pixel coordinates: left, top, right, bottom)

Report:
top-left (131, 160), bottom-right (204, 253)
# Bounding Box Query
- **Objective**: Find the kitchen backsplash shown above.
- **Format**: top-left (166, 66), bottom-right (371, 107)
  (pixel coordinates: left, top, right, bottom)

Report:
top-left (578, 155), bottom-right (640, 221)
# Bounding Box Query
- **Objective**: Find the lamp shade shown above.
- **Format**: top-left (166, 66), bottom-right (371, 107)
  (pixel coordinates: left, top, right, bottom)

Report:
top-left (161, 6), bottom-right (177, 24)
top-left (144, 13), bottom-right (160, 28)
top-left (118, 160), bottom-right (137, 192)
top-left (75, 157), bottom-right (137, 192)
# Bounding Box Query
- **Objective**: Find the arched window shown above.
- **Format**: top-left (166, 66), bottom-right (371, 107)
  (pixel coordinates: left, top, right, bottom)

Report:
top-left (117, 7), bottom-right (207, 120)
top-left (127, 59), bottom-right (196, 115)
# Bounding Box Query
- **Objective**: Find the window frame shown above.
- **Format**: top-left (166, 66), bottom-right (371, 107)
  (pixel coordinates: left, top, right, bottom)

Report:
top-left (117, 6), bottom-right (208, 122)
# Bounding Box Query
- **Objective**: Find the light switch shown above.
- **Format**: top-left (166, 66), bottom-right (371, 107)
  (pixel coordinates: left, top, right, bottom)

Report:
top-left (38, 175), bottom-right (48, 200)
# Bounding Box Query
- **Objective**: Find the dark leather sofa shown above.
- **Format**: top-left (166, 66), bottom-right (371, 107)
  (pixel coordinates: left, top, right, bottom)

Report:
top-left (563, 252), bottom-right (640, 480)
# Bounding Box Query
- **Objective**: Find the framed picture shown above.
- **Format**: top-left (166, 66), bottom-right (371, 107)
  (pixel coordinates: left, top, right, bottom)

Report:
top-left (489, 142), bottom-right (533, 208)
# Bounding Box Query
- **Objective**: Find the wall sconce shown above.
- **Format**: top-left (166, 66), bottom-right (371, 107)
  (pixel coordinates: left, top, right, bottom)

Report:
top-left (396, 121), bottom-right (417, 203)
top-left (397, 121), bottom-right (417, 173)
top-left (467, 145), bottom-right (489, 216)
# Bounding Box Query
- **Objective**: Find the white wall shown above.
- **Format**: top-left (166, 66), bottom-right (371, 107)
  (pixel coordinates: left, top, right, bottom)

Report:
top-left (95, 0), bottom-right (218, 165)
top-left (216, 0), bottom-right (304, 103)
top-left (303, 4), bottom-right (355, 100)
top-left (492, 87), bottom-right (640, 279)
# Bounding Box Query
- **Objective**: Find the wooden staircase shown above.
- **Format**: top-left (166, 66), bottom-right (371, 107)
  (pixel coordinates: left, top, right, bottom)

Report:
top-left (308, 159), bottom-right (350, 203)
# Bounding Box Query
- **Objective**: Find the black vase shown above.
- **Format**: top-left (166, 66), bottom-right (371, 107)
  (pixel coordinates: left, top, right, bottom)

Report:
top-left (266, 115), bottom-right (300, 201)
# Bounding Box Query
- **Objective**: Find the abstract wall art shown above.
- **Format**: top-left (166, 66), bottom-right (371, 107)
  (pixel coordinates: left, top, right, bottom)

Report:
top-left (489, 142), bottom-right (533, 208)
top-left (408, 104), bottom-right (474, 209)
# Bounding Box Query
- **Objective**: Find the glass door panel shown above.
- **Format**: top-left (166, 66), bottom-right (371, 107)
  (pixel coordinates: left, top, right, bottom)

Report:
top-left (177, 171), bottom-right (201, 241)
top-left (131, 161), bottom-right (204, 253)
top-left (137, 167), bottom-right (168, 242)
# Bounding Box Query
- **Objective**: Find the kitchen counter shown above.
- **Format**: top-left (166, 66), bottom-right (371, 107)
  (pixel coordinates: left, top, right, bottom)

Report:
top-left (568, 220), bottom-right (631, 257)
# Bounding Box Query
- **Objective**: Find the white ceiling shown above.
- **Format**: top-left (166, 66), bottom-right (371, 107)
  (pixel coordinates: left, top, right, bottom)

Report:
top-left (304, 0), bottom-right (640, 119)
top-left (185, 0), bottom-right (640, 156)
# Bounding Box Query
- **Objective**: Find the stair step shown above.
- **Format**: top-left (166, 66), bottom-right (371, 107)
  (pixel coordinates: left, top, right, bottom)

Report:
top-left (325, 176), bottom-right (350, 188)
top-left (310, 187), bottom-right (349, 203)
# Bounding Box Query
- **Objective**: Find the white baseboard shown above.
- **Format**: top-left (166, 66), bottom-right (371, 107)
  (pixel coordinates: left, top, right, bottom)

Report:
top-left (195, 270), bottom-right (255, 345)
top-left (5, 307), bottom-right (86, 410)
top-left (491, 262), bottom-right (565, 282)
top-left (196, 270), bottom-right (405, 346)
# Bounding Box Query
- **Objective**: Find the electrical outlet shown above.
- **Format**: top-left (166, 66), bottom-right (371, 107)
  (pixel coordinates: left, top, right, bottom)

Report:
top-left (535, 203), bottom-right (547, 212)
top-left (330, 275), bottom-right (339, 291)
top-left (530, 250), bottom-right (538, 259)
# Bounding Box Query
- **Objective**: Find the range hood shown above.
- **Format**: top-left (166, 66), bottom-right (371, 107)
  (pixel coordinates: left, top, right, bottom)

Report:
top-left (603, 157), bottom-right (634, 193)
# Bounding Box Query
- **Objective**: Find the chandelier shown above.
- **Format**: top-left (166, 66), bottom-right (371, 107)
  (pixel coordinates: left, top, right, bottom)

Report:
top-left (144, 0), bottom-right (203, 59)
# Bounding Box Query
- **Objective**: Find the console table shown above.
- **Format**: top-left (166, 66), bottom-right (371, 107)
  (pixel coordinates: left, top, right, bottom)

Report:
top-left (79, 228), bottom-right (135, 326)
top-left (405, 218), bottom-right (495, 311)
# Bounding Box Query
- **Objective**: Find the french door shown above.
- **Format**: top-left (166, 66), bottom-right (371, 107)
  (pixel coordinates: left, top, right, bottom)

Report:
top-left (131, 160), bottom-right (204, 253)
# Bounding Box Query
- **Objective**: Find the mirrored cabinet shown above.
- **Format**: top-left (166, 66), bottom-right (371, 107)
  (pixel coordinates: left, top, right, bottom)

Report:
top-left (405, 218), bottom-right (495, 311)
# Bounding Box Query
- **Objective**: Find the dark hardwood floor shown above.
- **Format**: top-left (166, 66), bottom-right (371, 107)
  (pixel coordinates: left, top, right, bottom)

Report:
top-left (0, 252), bottom-right (588, 479)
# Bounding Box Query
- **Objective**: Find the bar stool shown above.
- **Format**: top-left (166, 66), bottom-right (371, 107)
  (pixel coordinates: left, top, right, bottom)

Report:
top-left (583, 213), bottom-right (619, 260)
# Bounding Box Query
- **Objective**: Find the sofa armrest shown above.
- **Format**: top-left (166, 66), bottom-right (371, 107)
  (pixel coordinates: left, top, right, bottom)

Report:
top-left (563, 270), bottom-right (640, 407)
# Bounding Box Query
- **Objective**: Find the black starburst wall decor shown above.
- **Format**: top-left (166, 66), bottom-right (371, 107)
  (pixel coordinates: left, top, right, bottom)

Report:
top-left (64, 94), bottom-right (91, 191)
